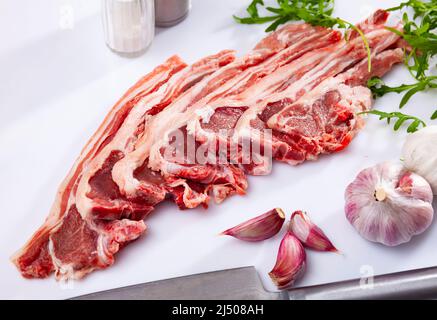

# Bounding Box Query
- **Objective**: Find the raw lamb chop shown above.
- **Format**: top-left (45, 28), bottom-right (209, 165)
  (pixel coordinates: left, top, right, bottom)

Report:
top-left (12, 51), bottom-right (236, 279)
top-left (267, 48), bottom-right (405, 165)
top-left (115, 26), bottom-right (342, 206)
top-left (144, 10), bottom-right (402, 190)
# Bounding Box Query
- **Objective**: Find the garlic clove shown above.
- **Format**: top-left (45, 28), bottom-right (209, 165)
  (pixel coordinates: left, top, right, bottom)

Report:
top-left (289, 210), bottom-right (338, 252)
top-left (345, 161), bottom-right (434, 246)
top-left (269, 231), bottom-right (306, 289)
top-left (220, 208), bottom-right (285, 242)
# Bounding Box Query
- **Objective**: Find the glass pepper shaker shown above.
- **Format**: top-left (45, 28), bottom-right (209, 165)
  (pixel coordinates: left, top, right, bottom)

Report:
top-left (154, 0), bottom-right (191, 27)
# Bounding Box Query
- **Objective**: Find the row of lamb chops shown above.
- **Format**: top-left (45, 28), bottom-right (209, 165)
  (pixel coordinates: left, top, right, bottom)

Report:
top-left (13, 10), bottom-right (405, 280)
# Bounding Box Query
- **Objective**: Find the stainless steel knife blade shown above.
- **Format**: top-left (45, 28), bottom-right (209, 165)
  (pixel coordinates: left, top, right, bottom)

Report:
top-left (72, 266), bottom-right (437, 300)
top-left (72, 267), bottom-right (284, 300)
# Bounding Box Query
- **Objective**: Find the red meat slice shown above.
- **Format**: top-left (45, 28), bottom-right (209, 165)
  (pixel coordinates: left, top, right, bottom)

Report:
top-left (12, 51), bottom-right (236, 279)
top-left (112, 23), bottom-right (335, 207)
top-left (12, 55), bottom-right (187, 279)
top-left (266, 48), bottom-right (405, 164)
top-left (159, 11), bottom-right (401, 182)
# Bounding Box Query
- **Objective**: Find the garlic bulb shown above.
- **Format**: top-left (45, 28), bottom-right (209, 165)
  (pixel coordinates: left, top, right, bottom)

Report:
top-left (345, 162), bottom-right (434, 246)
top-left (402, 125), bottom-right (437, 195)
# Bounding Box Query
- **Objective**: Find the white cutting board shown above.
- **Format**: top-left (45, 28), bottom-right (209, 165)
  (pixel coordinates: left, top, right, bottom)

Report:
top-left (1, 0), bottom-right (436, 299)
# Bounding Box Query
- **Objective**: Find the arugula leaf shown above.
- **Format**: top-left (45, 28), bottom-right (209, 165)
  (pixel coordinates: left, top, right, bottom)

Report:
top-left (377, 1), bottom-right (437, 110)
top-left (367, 77), bottom-right (417, 98)
top-left (368, 77), bottom-right (437, 98)
top-left (233, 15), bottom-right (279, 24)
top-left (235, 0), bottom-right (336, 31)
top-left (247, 0), bottom-right (264, 18)
top-left (364, 1), bottom-right (437, 132)
top-left (359, 110), bottom-right (427, 133)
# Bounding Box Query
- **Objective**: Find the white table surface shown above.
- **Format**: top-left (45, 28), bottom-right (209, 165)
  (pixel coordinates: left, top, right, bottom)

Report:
top-left (1, 0), bottom-right (436, 299)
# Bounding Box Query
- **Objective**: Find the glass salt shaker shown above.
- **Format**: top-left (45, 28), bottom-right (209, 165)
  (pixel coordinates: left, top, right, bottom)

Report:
top-left (102, 0), bottom-right (155, 55)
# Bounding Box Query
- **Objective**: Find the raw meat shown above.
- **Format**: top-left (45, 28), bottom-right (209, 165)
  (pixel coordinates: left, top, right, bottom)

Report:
top-left (13, 10), bottom-right (405, 280)
top-left (112, 24), bottom-right (342, 208)
top-left (13, 23), bottom-right (321, 279)
top-left (12, 51), bottom-right (236, 279)
top-left (146, 11), bottom-right (402, 186)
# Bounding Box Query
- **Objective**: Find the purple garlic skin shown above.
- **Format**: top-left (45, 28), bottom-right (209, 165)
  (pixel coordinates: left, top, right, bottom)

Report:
top-left (289, 211), bottom-right (338, 252)
top-left (269, 231), bottom-right (306, 289)
top-left (220, 208), bottom-right (285, 242)
top-left (345, 161), bottom-right (434, 246)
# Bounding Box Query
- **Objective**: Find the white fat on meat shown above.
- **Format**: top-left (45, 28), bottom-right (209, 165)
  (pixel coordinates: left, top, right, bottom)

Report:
top-left (112, 25), bottom-right (321, 196)
top-left (75, 69), bottom-right (190, 218)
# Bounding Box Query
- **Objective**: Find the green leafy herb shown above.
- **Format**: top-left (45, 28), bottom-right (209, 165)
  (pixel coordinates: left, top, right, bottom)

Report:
top-left (368, 1), bottom-right (437, 111)
top-left (363, 1), bottom-right (437, 132)
top-left (359, 110), bottom-right (427, 133)
top-left (367, 76), bottom-right (437, 109)
top-left (234, 0), bottom-right (372, 71)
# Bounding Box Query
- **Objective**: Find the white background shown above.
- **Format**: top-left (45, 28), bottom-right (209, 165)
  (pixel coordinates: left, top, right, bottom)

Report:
top-left (0, 0), bottom-right (436, 299)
